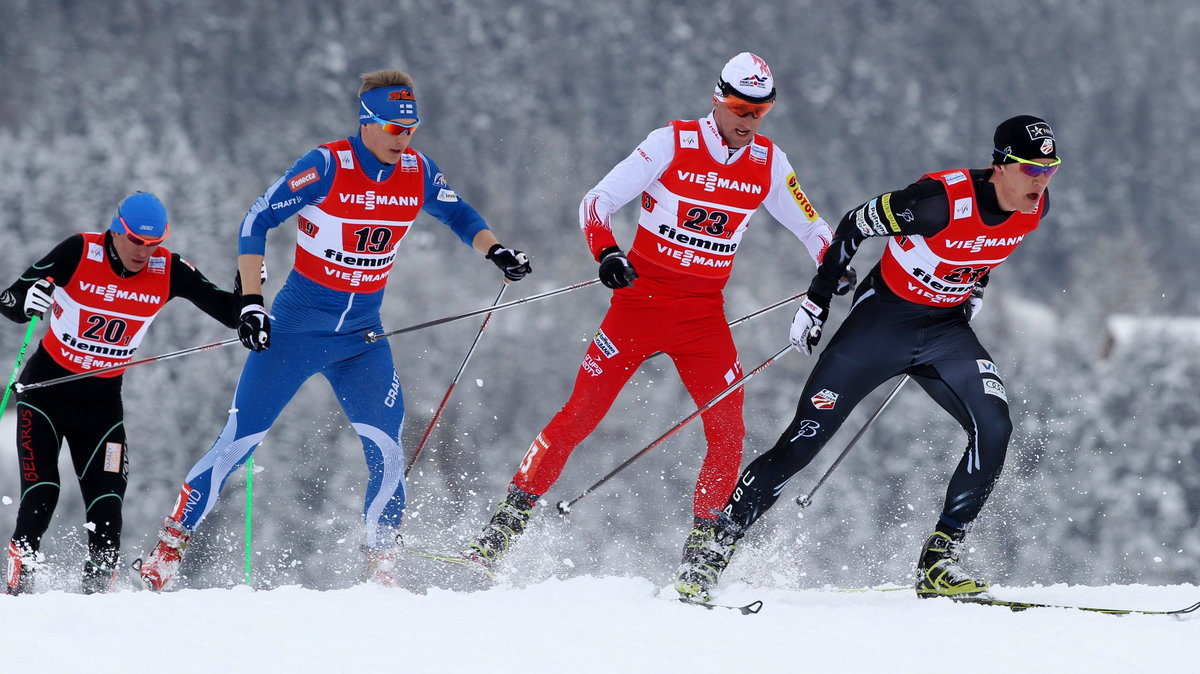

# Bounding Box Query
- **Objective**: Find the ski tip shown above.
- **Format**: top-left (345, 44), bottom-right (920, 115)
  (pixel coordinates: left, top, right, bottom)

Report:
top-left (1175, 600), bottom-right (1200, 615)
top-left (555, 500), bottom-right (571, 515)
top-left (740, 600), bottom-right (764, 615)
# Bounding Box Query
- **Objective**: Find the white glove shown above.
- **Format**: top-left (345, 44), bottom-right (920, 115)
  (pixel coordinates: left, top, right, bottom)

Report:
top-left (24, 278), bottom-right (54, 318)
top-left (789, 295), bottom-right (828, 355)
top-left (965, 286), bottom-right (984, 322)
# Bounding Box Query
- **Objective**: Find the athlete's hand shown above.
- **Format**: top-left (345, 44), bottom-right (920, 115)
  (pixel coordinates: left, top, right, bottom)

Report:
top-left (598, 247), bottom-right (638, 289)
top-left (238, 295), bottom-right (272, 351)
top-left (789, 294), bottom-right (828, 356)
top-left (486, 244), bottom-right (532, 282)
top-left (834, 266), bottom-right (858, 296)
top-left (964, 285), bottom-right (985, 322)
top-left (24, 278), bottom-right (54, 318)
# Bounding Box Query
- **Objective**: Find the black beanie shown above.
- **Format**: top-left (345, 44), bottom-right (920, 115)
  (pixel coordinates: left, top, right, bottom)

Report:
top-left (992, 115), bottom-right (1056, 164)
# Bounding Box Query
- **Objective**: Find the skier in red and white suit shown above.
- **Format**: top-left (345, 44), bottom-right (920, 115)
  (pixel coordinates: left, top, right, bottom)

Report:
top-left (464, 53), bottom-right (846, 581)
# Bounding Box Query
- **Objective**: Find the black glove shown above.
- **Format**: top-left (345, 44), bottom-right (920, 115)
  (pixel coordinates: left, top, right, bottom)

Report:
top-left (964, 285), bottom-right (985, 322)
top-left (24, 278), bottom-right (54, 318)
top-left (486, 244), bottom-right (532, 281)
top-left (238, 294), bottom-right (271, 352)
top-left (598, 246), bottom-right (638, 289)
top-left (789, 294), bottom-right (829, 356)
top-left (834, 266), bottom-right (858, 296)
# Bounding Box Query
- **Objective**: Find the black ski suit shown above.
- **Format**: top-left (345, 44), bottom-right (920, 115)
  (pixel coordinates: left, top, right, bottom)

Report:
top-left (725, 169), bottom-right (1050, 533)
top-left (1, 233), bottom-right (240, 571)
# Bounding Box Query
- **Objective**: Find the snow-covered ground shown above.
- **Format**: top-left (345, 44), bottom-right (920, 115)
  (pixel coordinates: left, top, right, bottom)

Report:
top-left (3, 575), bottom-right (1195, 672)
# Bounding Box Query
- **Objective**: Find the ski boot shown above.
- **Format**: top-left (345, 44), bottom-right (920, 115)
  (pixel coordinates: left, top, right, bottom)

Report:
top-left (915, 528), bottom-right (991, 600)
top-left (674, 516), bottom-right (742, 604)
top-left (364, 545), bottom-right (402, 587)
top-left (82, 547), bottom-right (120, 594)
top-left (5, 540), bottom-right (36, 596)
top-left (137, 517), bottom-right (193, 592)
top-left (463, 488), bottom-right (537, 570)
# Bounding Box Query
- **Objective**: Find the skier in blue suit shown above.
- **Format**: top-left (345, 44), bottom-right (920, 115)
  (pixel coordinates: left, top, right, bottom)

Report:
top-left (138, 69), bottom-right (531, 591)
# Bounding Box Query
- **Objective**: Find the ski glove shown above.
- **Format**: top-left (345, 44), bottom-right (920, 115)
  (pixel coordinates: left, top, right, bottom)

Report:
top-left (486, 244), bottom-right (532, 281)
top-left (24, 278), bottom-right (54, 318)
top-left (238, 294), bottom-right (271, 352)
top-left (964, 285), bottom-right (985, 322)
top-left (598, 246), bottom-right (638, 289)
top-left (789, 294), bottom-right (829, 356)
top-left (834, 266), bottom-right (858, 296)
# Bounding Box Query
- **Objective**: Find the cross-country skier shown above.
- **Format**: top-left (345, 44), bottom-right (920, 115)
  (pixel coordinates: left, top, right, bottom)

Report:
top-left (2, 192), bottom-right (242, 594)
top-left (687, 115), bottom-right (1060, 602)
top-left (136, 69), bottom-right (532, 591)
top-left (459, 53), bottom-right (850, 599)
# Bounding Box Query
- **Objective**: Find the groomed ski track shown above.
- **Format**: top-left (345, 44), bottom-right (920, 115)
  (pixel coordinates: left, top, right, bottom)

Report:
top-left (4, 576), bottom-right (1194, 672)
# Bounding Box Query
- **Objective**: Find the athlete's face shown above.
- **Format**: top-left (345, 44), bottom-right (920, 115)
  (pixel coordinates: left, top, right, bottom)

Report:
top-left (111, 232), bottom-right (160, 272)
top-left (360, 119), bottom-right (418, 165)
top-left (712, 100), bottom-right (766, 149)
top-left (991, 160), bottom-right (1056, 213)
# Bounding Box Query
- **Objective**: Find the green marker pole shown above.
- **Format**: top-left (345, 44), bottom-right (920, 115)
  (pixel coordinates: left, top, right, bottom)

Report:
top-left (244, 455), bottom-right (253, 585)
top-left (1, 316), bottom-right (40, 422)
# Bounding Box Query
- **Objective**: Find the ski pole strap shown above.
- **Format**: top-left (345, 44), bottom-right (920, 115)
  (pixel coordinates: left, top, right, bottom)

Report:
top-left (406, 283), bottom-right (508, 476)
top-left (1, 315), bottom-right (40, 414)
top-left (795, 374), bottom-right (910, 508)
top-left (13, 336), bottom-right (241, 393)
top-left (557, 344), bottom-right (792, 514)
top-left (365, 278), bottom-right (601, 343)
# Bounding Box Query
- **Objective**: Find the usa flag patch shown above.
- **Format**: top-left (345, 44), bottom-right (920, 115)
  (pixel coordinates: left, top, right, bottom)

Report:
top-left (811, 388), bottom-right (839, 410)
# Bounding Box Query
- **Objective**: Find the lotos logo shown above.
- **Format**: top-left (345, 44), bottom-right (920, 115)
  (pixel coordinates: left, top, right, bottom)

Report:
top-left (786, 173), bottom-right (817, 221)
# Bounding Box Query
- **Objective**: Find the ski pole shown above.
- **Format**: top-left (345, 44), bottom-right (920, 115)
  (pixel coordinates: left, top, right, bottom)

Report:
top-left (727, 292), bottom-right (804, 330)
top-left (556, 344), bottom-right (793, 514)
top-left (1, 315), bottom-right (41, 419)
top-left (365, 278), bottom-right (601, 343)
top-left (644, 292), bottom-right (803, 362)
top-left (244, 455), bottom-right (254, 586)
top-left (13, 337), bottom-right (241, 393)
top-left (795, 374), bottom-right (910, 508)
top-left (406, 283), bottom-right (508, 476)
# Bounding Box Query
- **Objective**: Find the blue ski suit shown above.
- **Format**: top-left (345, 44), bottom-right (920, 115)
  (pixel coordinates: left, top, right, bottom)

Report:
top-left (170, 134), bottom-right (488, 548)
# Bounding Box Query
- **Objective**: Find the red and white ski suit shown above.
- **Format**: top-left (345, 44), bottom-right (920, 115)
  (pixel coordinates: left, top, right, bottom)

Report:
top-left (512, 113), bottom-right (833, 520)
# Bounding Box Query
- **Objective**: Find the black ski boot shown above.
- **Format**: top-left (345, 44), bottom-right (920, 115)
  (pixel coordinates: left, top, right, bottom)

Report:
top-left (674, 516), bottom-right (742, 603)
top-left (915, 526), bottom-right (991, 599)
top-left (463, 488), bottom-right (537, 570)
top-left (82, 551), bottom-right (120, 595)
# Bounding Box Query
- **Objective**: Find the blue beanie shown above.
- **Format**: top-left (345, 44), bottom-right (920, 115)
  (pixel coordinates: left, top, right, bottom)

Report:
top-left (111, 192), bottom-right (169, 243)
